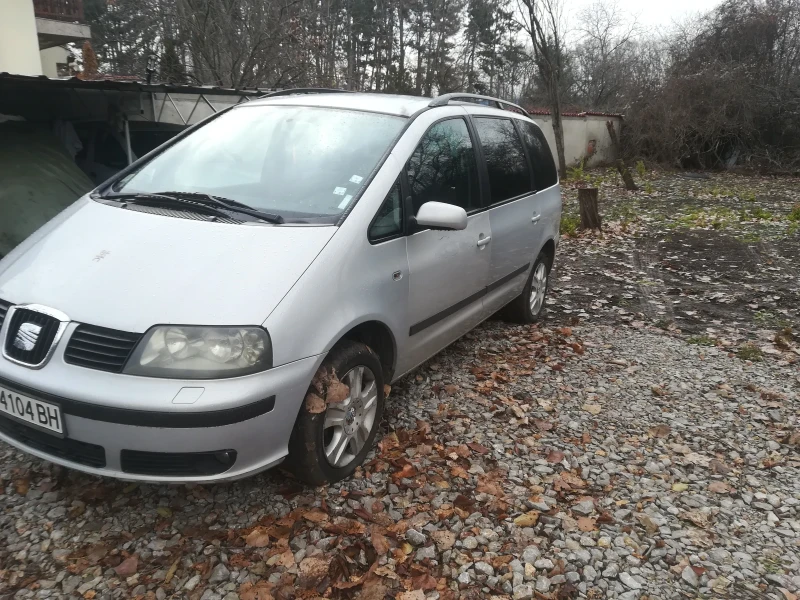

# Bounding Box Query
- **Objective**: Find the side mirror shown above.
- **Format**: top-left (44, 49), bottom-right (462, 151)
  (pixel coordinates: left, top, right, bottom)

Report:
top-left (415, 201), bottom-right (468, 231)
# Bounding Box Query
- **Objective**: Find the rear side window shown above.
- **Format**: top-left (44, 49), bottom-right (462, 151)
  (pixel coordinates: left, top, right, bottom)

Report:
top-left (474, 117), bottom-right (532, 204)
top-left (406, 118), bottom-right (481, 214)
top-left (369, 180), bottom-right (403, 242)
top-left (519, 121), bottom-right (558, 190)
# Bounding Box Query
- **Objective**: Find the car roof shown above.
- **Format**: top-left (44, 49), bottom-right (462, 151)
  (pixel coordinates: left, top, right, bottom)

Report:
top-left (245, 91), bottom-right (537, 121)
top-left (247, 92), bottom-right (433, 117)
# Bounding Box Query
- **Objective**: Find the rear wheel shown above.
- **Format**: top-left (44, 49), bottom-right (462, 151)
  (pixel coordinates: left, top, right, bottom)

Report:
top-left (504, 252), bottom-right (550, 323)
top-left (285, 340), bottom-right (385, 485)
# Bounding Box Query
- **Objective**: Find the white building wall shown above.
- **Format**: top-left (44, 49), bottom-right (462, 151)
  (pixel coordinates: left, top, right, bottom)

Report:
top-left (532, 114), bottom-right (622, 169)
top-left (0, 0), bottom-right (43, 76)
top-left (40, 46), bottom-right (71, 78)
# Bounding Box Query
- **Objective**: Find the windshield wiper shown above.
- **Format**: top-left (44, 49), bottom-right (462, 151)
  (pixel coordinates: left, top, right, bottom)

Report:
top-left (105, 191), bottom-right (284, 224)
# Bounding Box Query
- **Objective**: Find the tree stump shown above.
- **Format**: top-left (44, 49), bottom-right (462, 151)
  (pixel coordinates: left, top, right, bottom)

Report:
top-left (578, 188), bottom-right (602, 230)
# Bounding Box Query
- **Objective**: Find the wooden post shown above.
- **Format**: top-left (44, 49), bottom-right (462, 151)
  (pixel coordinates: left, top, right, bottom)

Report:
top-left (606, 120), bottom-right (638, 191)
top-left (578, 188), bottom-right (602, 230)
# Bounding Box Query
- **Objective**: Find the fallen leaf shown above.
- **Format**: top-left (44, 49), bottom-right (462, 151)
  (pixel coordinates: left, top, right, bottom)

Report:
top-left (114, 555), bottom-right (138, 577)
top-left (297, 556), bottom-right (331, 587)
top-left (326, 379), bottom-right (350, 404)
top-left (85, 543), bottom-right (109, 565)
top-left (546, 449), bottom-right (565, 463)
top-left (513, 511), bottom-right (540, 527)
top-left (303, 508), bottom-right (329, 523)
top-left (582, 403), bottom-right (602, 415)
top-left (649, 424), bottom-right (671, 438)
top-left (534, 419), bottom-right (554, 431)
top-left (467, 442), bottom-right (489, 454)
top-left (245, 527), bottom-right (271, 548)
top-left (371, 529), bottom-right (391, 555)
top-left (397, 591), bottom-right (425, 600)
top-left (681, 509), bottom-right (712, 528)
top-left (431, 530), bottom-right (456, 550)
top-left (411, 573), bottom-right (438, 590)
top-left (164, 559), bottom-right (179, 584)
top-left (708, 481), bottom-right (734, 494)
top-left (374, 565), bottom-right (399, 580)
top-left (577, 517), bottom-right (596, 532)
top-left (239, 581), bottom-right (274, 600)
top-left (156, 506), bottom-right (172, 518)
top-left (671, 483), bottom-right (689, 492)
top-left (14, 478), bottom-right (30, 496)
top-left (305, 392), bottom-right (325, 414)
top-left (778, 588), bottom-right (798, 600)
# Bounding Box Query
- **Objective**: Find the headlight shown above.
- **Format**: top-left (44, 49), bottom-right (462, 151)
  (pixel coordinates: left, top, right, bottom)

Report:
top-left (124, 326), bottom-right (272, 378)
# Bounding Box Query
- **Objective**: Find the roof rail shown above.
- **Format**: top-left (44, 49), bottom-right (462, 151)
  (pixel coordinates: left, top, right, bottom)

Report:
top-left (429, 93), bottom-right (530, 117)
top-left (258, 87), bottom-right (353, 99)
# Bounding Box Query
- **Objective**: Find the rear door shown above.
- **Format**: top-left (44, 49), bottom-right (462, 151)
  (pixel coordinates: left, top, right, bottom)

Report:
top-left (469, 113), bottom-right (539, 311)
top-left (402, 116), bottom-right (491, 371)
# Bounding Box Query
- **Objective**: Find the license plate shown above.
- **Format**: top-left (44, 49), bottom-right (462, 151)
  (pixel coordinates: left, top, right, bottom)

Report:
top-left (0, 387), bottom-right (64, 436)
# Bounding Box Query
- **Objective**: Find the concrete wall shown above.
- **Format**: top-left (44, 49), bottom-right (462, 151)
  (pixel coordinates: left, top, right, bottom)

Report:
top-left (532, 114), bottom-right (622, 168)
top-left (40, 46), bottom-right (71, 78)
top-left (0, 0), bottom-right (43, 76)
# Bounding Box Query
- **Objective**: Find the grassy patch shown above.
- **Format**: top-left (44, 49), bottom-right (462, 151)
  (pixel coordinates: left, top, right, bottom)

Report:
top-left (737, 343), bottom-right (763, 362)
top-left (644, 181), bottom-right (654, 194)
top-left (740, 207), bottom-right (773, 221)
top-left (787, 204), bottom-right (800, 222)
top-left (560, 214), bottom-right (580, 236)
top-left (675, 207), bottom-right (738, 230)
top-left (687, 335), bottom-right (716, 347)
top-left (635, 160), bottom-right (647, 178)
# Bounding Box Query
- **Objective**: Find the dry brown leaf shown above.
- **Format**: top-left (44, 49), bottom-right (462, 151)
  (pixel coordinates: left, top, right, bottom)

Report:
top-left (534, 418), bottom-right (554, 431)
top-left (546, 449), bottom-right (565, 463)
top-left (431, 530), bottom-right (456, 550)
top-left (467, 442), bottom-right (490, 454)
top-left (326, 380), bottom-right (350, 404)
top-left (239, 581), bottom-right (275, 600)
top-left (411, 573), bottom-right (438, 591)
top-left (303, 508), bottom-right (329, 523)
top-left (708, 480), bottom-right (734, 494)
top-left (513, 511), bottom-right (540, 527)
top-left (582, 403), bottom-right (602, 415)
top-left (649, 424), bottom-right (671, 438)
top-left (297, 556), bottom-right (330, 587)
top-left (371, 529), bottom-right (391, 555)
top-left (305, 392), bottom-right (326, 414)
top-left (245, 527), bottom-right (271, 548)
top-left (397, 591), bottom-right (425, 600)
top-left (114, 555), bottom-right (138, 577)
top-left (14, 478), bottom-right (30, 496)
top-left (778, 588), bottom-right (798, 600)
top-left (577, 517), bottom-right (596, 532)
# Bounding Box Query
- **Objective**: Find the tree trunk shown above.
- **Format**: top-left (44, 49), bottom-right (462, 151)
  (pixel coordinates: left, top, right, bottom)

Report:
top-left (549, 74), bottom-right (567, 179)
top-left (578, 188), bottom-right (602, 230)
top-left (606, 120), bottom-right (638, 191)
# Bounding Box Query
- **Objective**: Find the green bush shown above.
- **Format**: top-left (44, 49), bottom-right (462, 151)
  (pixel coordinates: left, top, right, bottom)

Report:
top-left (560, 214), bottom-right (580, 236)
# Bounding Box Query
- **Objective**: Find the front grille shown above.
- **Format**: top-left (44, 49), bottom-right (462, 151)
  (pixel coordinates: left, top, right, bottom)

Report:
top-left (3, 308), bottom-right (61, 366)
top-left (121, 449), bottom-right (237, 477)
top-left (0, 299), bottom-right (9, 330)
top-left (0, 414), bottom-right (106, 468)
top-left (64, 325), bottom-right (142, 373)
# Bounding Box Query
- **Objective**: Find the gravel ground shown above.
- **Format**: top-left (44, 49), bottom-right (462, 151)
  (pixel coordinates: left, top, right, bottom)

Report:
top-left (1, 172), bottom-right (799, 600)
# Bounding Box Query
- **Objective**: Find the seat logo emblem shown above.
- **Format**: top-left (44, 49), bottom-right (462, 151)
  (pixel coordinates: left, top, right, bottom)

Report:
top-left (13, 322), bottom-right (41, 352)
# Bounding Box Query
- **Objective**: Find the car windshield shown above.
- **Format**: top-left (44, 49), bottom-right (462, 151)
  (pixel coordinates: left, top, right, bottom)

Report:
top-left (111, 105), bottom-right (406, 222)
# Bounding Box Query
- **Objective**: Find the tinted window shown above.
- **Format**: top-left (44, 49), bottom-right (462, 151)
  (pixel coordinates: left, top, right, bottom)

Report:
top-left (115, 106), bottom-right (405, 222)
top-left (406, 118), bottom-right (480, 214)
top-left (474, 118), bottom-right (532, 204)
top-left (519, 121), bottom-right (558, 190)
top-left (369, 180), bottom-right (403, 242)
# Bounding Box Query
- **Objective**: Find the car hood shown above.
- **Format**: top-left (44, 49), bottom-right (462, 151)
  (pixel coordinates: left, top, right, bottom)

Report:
top-left (0, 198), bottom-right (336, 333)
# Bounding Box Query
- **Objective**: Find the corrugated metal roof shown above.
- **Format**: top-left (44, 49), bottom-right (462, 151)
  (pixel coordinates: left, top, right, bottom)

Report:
top-left (0, 72), bottom-right (267, 96)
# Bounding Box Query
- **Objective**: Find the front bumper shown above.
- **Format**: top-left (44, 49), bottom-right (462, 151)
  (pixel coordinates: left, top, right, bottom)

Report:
top-left (0, 342), bottom-right (324, 482)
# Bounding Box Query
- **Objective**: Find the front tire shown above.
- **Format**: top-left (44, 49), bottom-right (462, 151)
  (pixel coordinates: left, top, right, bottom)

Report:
top-left (504, 252), bottom-right (550, 323)
top-left (285, 340), bottom-right (385, 486)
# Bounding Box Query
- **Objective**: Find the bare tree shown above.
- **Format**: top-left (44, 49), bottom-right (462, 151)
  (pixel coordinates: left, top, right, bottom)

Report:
top-left (516, 0), bottom-right (568, 177)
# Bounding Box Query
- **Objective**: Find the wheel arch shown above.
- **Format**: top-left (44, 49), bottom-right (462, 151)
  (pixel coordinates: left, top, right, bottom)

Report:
top-left (539, 237), bottom-right (557, 271)
top-left (329, 319), bottom-right (397, 383)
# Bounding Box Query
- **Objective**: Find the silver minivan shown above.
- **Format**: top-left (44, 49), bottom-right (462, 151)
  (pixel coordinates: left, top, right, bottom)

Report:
top-left (0, 91), bottom-right (561, 484)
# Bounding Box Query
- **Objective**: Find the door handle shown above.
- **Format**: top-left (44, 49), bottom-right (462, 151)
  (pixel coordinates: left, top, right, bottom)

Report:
top-left (531, 215), bottom-right (541, 224)
top-left (476, 236), bottom-right (492, 247)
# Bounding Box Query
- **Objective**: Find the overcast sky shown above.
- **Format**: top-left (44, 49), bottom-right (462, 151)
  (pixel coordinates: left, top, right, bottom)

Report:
top-left (565, 0), bottom-right (724, 34)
